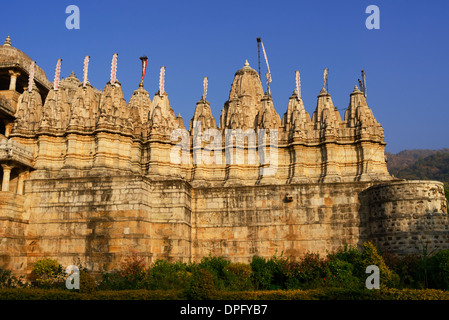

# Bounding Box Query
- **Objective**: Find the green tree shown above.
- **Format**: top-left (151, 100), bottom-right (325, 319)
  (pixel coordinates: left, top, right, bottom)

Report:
top-left (31, 258), bottom-right (64, 288)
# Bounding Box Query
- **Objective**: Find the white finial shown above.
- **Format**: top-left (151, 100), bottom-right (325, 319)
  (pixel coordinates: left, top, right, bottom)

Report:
top-left (110, 53), bottom-right (118, 85)
top-left (159, 66), bottom-right (166, 96)
top-left (83, 56), bottom-right (90, 88)
top-left (203, 77), bottom-right (208, 100)
top-left (244, 60), bottom-right (249, 67)
top-left (53, 59), bottom-right (62, 91)
top-left (295, 70), bottom-right (301, 100)
top-left (4, 35), bottom-right (11, 46)
top-left (323, 68), bottom-right (329, 92)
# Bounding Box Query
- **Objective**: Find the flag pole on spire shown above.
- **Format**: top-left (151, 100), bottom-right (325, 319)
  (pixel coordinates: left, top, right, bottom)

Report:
top-left (323, 68), bottom-right (329, 92)
top-left (110, 53), bottom-right (118, 85)
top-left (159, 66), bottom-right (166, 96)
top-left (295, 70), bottom-right (301, 100)
top-left (140, 56), bottom-right (148, 87)
top-left (203, 77), bottom-right (208, 101)
top-left (53, 59), bottom-right (62, 91)
top-left (83, 56), bottom-right (90, 88)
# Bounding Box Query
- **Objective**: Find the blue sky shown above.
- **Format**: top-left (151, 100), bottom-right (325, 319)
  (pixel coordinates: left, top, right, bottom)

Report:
top-left (1, 0), bottom-right (448, 153)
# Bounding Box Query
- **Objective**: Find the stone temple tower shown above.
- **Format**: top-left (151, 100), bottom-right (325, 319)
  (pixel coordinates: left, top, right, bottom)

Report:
top-left (0, 36), bottom-right (447, 276)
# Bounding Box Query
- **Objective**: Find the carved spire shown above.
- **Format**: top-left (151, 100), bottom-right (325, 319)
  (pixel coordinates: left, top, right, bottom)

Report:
top-left (128, 84), bottom-right (151, 125)
top-left (97, 80), bottom-right (129, 129)
top-left (148, 89), bottom-right (178, 137)
top-left (219, 60), bottom-right (263, 130)
top-left (40, 82), bottom-right (71, 132)
top-left (13, 83), bottom-right (43, 133)
top-left (312, 88), bottom-right (341, 133)
top-left (345, 85), bottom-right (382, 137)
top-left (68, 80), bottom-right (99, 131)
top-left (257, 94), bottom-right (281, 130)
top-left (189, 98), bottom-right (217, 134)
top-left (283, 90), bottom-right (311, 138)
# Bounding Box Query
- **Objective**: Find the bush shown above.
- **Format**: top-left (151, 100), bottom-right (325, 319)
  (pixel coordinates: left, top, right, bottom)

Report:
top-left (324, 259), bottom-right (362, 289)
top-left (295, 252), bottom-right (328, 289)
top-left (360, 242), bottom-right (400, 288)
top-left (225, 263), bottom-right (253, 291)
top-left (382, 250), bottom-right (425, 289)
top-left (198, 255), bottom-right (231, 290)
top-left (147, 259), bottom-right (192, 290)
top-left (0, 269), bottom-right (28, 288)
top-left (98, 256), bottom-right (147, 290)
top-left (250, 256), bottom-right (275, 290)
top-left (30, 258), bottom-right (64, 289)
top-left (119, 255), bottom-right (147, 289)
top-left (79, 270), bottom-right (97, 294)
top-left (183, 268), bottom-right (215, 300)
top-left (98, 270), bottom-right (127, 291)
top-left (428, 249), bottom-right (449, 290)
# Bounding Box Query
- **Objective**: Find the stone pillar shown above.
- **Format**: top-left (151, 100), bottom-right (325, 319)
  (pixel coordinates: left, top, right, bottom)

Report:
top-left (17, 170), bottom-right (28, 195)
top-left (1, 164), bottom-right (13, 192)
top-left (8, 70), bottom-right (20, 91)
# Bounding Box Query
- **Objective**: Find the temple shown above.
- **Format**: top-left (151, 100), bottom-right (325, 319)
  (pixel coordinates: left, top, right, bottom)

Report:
top-left (0, 36), bottom-right (447, 275)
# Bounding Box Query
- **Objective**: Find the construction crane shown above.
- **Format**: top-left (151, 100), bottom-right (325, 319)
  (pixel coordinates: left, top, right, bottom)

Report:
top-left (256, 37), bottom-right (272, 97)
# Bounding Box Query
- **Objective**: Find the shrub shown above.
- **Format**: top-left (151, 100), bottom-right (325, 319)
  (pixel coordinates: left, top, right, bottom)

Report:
top-left (98, 270), bottom-right (127, 291)
top-left (79, 270), bottom-right (97, 294)
top-left (225, 263), bottom-right (253, 291)
top-left (198, 255), bottom-right (231, 290)
top-left (295, 253), bottom-right (328, 289)
top-left (324, 245), bottom-right (365, 289)
top-left (119, 255), bottom-right (147, 289)
top-left (147, 259), bottom-right (191, 290)
top-left (183, 268), bottom-right (215, 300)
top-left (382, 250), bottom-right (425, 289)
top-left (30, 258), bottom-right (64, 289)
top-left (250, 256), bottom-right (275, 290)
top-left (324, 259), bottom-right (362, 289)
top-left (0, 268), bottom-right (27, 288)
top-left (360, 242), bottom-right (400, 288)
top-left (428, 249), bottom-right (449, 290)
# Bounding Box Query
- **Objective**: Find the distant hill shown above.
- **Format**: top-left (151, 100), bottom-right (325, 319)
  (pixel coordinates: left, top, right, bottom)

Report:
top-left (386, 148), bottom-right (449, 183)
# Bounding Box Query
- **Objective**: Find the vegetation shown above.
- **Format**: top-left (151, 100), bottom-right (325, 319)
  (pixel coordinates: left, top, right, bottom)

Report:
top-left (386, 148), bottom-right (449, 212)
top-left (4, 241), bottom-right (449, 299)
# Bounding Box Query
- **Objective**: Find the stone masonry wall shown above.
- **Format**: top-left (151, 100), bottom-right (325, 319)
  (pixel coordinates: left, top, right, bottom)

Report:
top-left (21, 175), bottom-right (191, 275)
top-left (191, 181), bottom-right (376, 262)
top-left (361, 180), bottom-right (449, 255)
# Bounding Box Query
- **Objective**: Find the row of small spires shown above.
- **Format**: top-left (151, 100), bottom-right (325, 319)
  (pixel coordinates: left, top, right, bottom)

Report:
top-left (4, 35), bottom-right (367, 100)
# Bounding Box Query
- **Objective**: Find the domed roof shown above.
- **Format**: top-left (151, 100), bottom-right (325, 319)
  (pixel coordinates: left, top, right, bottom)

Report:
top-left (0, 36), bottom-right (51, 90)
top-left (234, 59), bottom-right (259, 77)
